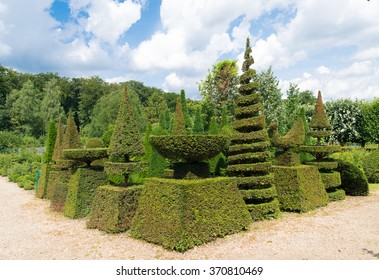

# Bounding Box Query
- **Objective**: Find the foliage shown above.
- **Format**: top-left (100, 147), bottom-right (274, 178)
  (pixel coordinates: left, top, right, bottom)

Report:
top-left (309, 91), bottom-right (331, 130)
top-left (44, 121), bottom-right (57, 163)
top-left (130, 177), bottom-right (251, 252)
top-left (48, 168), bottom-right (75, 211)
top-left (362, 149), bottom-right (379, 183)
top-left (360, 98), bottom-right (379, 144)
top-left (63, 148), bottom-right (108, 166)
top-left (273, 165), bottom-right (328, 212)
top-left (108, 88), bottom-right (144, 162)
top-left (172, 98), bottom-right (187, 135)
top-left (62, 112), bottom-right (82, 150)
top-left (64, 167), bottom-right (108, 219)
top-left (335, 159), bottom-right (369, 196)
top-left (180, 89), bottom-right (192, 129)
top-left (227, 38), bottom-right (280, 220)
top-left (35, 164), bottom-right (50, 198)
top-left (325, 99), bottom-right (364, 145)
top-left (87, 185), bottom-right (143, 233)
top-left (0, 131), bottom-right (23, 152)
top-left (40, 78), bottom-right (65, 129)
top-left (330, 148), bottom-right (369, 170)
top-left (52, 119), bottom-right (64, 163)
top-left (198, 60), bottom-right (239, 119)
top-left (150, 135), bottom-right (227, 162)
top-left (85, 138), bottom-right (103, 148)
top-left (192, 107), bottom-right (204, 134)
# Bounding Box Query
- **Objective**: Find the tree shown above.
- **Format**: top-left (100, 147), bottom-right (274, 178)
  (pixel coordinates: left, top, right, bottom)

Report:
top-left (62, 112), bottom-right (82, 150)
top-left (44, 121), bottom-right (57, 163)
top-left (40, 78), bottom-right (65, 129)
top-left (360, 98), bottom-right (379, 144)
top-left (192, 107), bottom-right (204, 134)
top-left (144, 91), bottom-right (168, 124)
top-left (180, 89), bottom-right (192, 129)
top-left (108, 88), bottom-right (144, 162)
top-left (172, 98), bottom-right (187, 135)
top-left (253, 66), bottom-right (284, 130)
top-left (325, 99), bottom-right (364, 145)
top-left (198, 60), bottom-right (239, 119)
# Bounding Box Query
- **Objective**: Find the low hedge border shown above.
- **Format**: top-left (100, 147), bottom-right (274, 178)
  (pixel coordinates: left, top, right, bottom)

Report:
top-left (327, 189), bottom-right (346, 201)
top-left (245, 199), bottom-right (280, 221)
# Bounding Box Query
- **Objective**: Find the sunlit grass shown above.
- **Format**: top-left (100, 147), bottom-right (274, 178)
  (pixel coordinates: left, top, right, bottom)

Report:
top-left (369, 184), bottom-right (379, 191)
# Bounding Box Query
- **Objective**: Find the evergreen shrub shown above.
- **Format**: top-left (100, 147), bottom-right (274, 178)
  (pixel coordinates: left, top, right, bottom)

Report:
top-left (273, 165), bottom-right (328, 212)
top-left (362, 149), bottom-right (379, 183)
top-left (64, 167), bottom-right (108, 219)
top-left (86, 138), bottom-right (104, 148)
top-left (48, 168), bottom-right (75, 211)
top-left (335, 159), bottom-right (369, 196)
top-left (130, 177), bottom-right (251, 252)
top-left (35, 163), bottom-right (50, 199)
top-left (87, 185), bottom-right (143, 233)
top-left (63, 148), bottom-right (108, 166)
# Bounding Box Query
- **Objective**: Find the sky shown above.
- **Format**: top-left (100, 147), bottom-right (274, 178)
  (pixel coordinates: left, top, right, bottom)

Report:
top-left (0, 0), bottom-right (379, 101)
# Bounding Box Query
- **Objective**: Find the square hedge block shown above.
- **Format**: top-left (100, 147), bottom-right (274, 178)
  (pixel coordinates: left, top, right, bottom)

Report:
top-left (35, 164), bottom-right (50, 199)
top-left (64, 167), bottom-right (108, 219)
top-left (273, 165), bottom-right (329, 212)
top-left (49, 169), bottom-right (75, 212)
top-left (87, 185), bottom-right (143, 233)
top-left (130, 177), bottom-right (251, 252)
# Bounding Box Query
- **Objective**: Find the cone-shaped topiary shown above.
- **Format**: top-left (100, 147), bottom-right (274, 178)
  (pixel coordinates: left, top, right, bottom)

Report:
top-left (180, 89), bottom-right (192, 129)
top-left (192, 107), bottom-right (204, 134)
top-left (62, 112), bottom-right (82, 150)
top-left (172, 98), bottom-right (187, 135)
top-left (52, 119), bottom-right (64, 163)
top-left (309, 91), bottom-right (331, 145)
top-left (227, 37), bottom-right (280, 220)
top-left (108, 88), bottom-right (144, 162)
top-left (44, 121), bottom-right (57, 163)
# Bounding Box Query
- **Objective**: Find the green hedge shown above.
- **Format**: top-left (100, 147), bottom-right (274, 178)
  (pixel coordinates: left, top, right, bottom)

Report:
top-left (320, 172), bottom-right (342, 190)
top-left (230, 130), bottom-right (268, 144)
top-left (35, 164), bottom-right (50, 199)
top-left (305, 160), bottom-right (338, 172)
top-left (233, 115), bottom-right (265, 132)
top-left (328, 189), bottom-right (346, 201)
top-left (273, 165), bottom-right (329, 212)
top-left (173, 162), bottom-right (210, 179)
top-left (64, 167), bottom-right (108, 219)
top-left (240, 186), bottom-right (277, 201)
top-left (235, 174), bottom-right (275, 190)
top-left (63, 148), bottom-right (108, 166)
top-left (335, 159), bottom-right (369, 196)
top-left (362, 149), bottom-right (379, 183)
top-left (245, 199), bottom-right (280, 220)
top-left (300, 145), bottom-right (341, 160)
top-left (48, 169), bottom-right (75, 211)
top-left (130, 177), bottom-right (251, 252)
top-left (235, 103), bottom-right (261, 119)
top-left (228, 151), bottom-right (270, 165)
top-left (275, 150), bottom-right (300, 166)
top-left (88, 185), bottom-right (143, 233)
top-left (104, 161), bottom-right (146, 176)
top-left (227, 162), bottom-right (271, 176)
top-left (236, 93), bottom-right (261, 107)
top-left (149, 135), bottom-right (226, 162)
top-left (228, 141), bottom-right (270, 155)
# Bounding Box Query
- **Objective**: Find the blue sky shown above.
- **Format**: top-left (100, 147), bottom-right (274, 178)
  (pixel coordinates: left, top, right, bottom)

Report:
top-left (1, 0), bottom-right (378, 101)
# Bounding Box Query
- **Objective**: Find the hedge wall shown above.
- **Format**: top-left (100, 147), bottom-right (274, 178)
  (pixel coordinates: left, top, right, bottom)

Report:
top-left (130, 177), bottom-right (251, 252)
top-left (273, 165), bottom-right (329, 212)
top-left (48, 168), bottom-right (75, 211)
top-left (64, 167), bottom-right (108, 219)
top-left (87, 185), bottom-right (143, 233)
top-left (35, 163), bottom-right (50, 199)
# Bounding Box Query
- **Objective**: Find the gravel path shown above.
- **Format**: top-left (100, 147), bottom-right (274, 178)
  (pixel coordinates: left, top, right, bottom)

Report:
top-left (0, 176), bottom-right (378, 260)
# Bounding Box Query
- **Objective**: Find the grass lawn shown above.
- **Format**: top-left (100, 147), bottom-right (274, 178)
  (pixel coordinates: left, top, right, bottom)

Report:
top-left (369, 184), bottom-right (379, 191)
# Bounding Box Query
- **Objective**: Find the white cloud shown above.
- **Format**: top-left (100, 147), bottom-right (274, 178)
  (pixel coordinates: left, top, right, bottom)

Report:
top-left (163, 72), bottom-right (184, 91)
top-left (316, 66), bottom-right (330, 75)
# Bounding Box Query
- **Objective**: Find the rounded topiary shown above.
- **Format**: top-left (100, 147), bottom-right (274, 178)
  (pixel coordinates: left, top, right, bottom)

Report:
top-left (335, 159), bottom-right (369, 196)
top-left (86, 138), bottom-right (104, 148)
top-left (362, 149), bottom-right (379, 183)
top-left (150, 135), bottom-right (227, 162)
top-left (63, 148), bottom-right (108, 166)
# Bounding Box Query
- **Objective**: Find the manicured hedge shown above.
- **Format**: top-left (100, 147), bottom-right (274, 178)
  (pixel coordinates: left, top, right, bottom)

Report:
top-left (88, 185), bottom-right (143, 233)
top-left (335, 159), bottom-right (369, 196)
top-left (240, 186), bottom-right (277, 201)
top-left (305, 160), bottom-right (338, 172)
top-left (230, 130), bottom-right (268, 144)
top-left (104, 161), bottom-right (147, 176)
top-left (228, 141), bottom-right (270, 154)
top-left (233, 115), bottom-right (265, 132)
top-left (273, 165), bottom-right (329, 212)
top-left (173, 162), bottom-right (210, 179)
top-left (48, 169), bottom-right (75, 211)
top-left (64, 167), bottom-right (108, 219)
top-left (328, 189), bottom-right (346, 201)
top-left (362, 149), bottom-right (379, 183)
top-left (228, 151), bottom-right (270, 165)
top-left (130, 177), bottom-right (251, 252)
top-left (63, 148), bottom-right (108, 166)
top-left (275, 150), bottom-right (300, 166)
top-left (235, 93), bottom-right (261, 107)
top-left (35, 163), bottom-right (50, 199)
top-left (150, 135), bottom-right (226, 162)
top-left (235, 103), bottom-right (262, 119)
top-left (235, 174), bottom-right (275, 189)
top-left (245, 200), bottom-right (280, 220)
top-left (227, 162), bottom-right (272, 176)
top-left (300, 145), bottom-right (341, 160)
top-left (320, 172), bottom-right (342, 190)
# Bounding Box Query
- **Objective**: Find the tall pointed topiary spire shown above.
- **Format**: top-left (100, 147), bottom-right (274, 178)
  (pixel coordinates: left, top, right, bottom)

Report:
top-left (109, 88), bottom-right (144, 162)
top-left (227, 37), bottom-right (280, 220)
top-left (308, 91), bottom-right (331, 145)
top-left (172, 98), bottom-right (187, 135)
top-left (52, 118), bottom-right (64, 163)
top-left (44, 121), bottom-right (57, 163)
top-left (62, 112), bottom-right (81, 150)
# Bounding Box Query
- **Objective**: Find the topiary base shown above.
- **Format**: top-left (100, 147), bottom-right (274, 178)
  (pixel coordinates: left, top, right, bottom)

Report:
top-left (64, 167), bottom-right (108, 219)
top-left (48, 169), bottom-right (75, 211)
top-left (130, 177), bottom-right (251, 252)
top-left (246, 199), bottom-right (280, 220)
top-left (87, 185), bottom-right (143, 233)
top-left (35, 163), bottom-right (50, 199)
top-left (273, 165), bottom-right (329, 212)
top-left (173, 162), bottom-right (210, 179)
top-left (327, 189), bottom-right (346, 201)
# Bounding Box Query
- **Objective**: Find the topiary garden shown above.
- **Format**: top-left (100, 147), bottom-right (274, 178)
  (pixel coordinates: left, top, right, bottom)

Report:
top-left (9, 37), bottom-right (370, 253)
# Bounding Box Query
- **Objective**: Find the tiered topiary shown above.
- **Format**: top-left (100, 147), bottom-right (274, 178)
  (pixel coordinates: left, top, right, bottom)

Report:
top-left (88, 88), bottom-right (145, 232)
top-left (269, 116), bottom-right (329, 212)
top-left (300, 91), bottom-right (344, 201)
top-left (49, 113), bottom-right (83, 212)
top-left (226, 38), bottom-right (280, 220)
top-left (130, 91), bottom-right (250, 252)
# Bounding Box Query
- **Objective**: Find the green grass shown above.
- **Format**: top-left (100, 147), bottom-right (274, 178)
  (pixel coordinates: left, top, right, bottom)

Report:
top-left (369, 184), bottom-right (379, 191)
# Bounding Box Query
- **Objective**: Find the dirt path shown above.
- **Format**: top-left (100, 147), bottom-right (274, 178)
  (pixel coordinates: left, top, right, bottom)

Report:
top-left (0, 176), bottom-right (378, 260)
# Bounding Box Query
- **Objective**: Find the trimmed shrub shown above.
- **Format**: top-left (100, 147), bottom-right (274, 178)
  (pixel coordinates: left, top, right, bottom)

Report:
top-left (300, 145), bottom-right (341, 161)
top-left (172, 98), bottom-right (187, 135)
top-left (328, 189), bottom-right (346, 201)
top-left (320, 172), bottom-right (342, 190)
top-left (305, 160), bottom-right (338, 172)
top-left (362, 149), bottom-right (379, 183)
top-left (63, 148), bottom-right (108, 166)
top-left (44, 121), bottom-right (57, 163)
top-left (273, 165), bottom-right (329, 212)
top-left (192, 107), bottom-right (204, 134)
top-left (335, 159), bottom-right (369, 196)
top-left (35, 163), bottom-right (51, 199)
top-left (130, 177), bottom-right (251, 252)
top-left (173, 162), bottom-right (210, 179)
top-left (64, 167), bottom-right (108, 219)
top-left (104, 161), bottom-right (147, 177)
top-left (48, 168), bottom-right (75, 211)
top-left (87, 185), bottom-right (143, 233)
top-left (86, 138), bottom-right (104, 148)
top-left (52, 119), bottom-right (64, 163)
top-left (62, 112), bottom-right (82, 150)
top-left (150, 135), bottom-right (227, 163)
